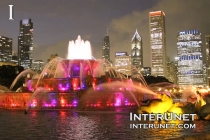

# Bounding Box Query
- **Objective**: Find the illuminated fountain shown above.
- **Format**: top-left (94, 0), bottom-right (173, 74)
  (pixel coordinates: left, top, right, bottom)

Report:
top-left (0, 35), bottom-right (159, 111)
top-left (1, 35), bottom-right (210, 121)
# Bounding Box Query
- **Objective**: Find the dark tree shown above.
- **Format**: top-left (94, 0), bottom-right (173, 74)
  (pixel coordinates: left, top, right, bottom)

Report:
top-left (0, 65), bottom-right (24, 90)
top-left (132, 75), bottom-right (172, 85)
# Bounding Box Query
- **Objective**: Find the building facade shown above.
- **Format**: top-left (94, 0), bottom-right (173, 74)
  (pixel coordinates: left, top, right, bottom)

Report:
top-left (149, 11), bottom-right (166, 77)
top-left (142, 67), bottom-right (151, 76)
top-left (0, 36), bottom-right (12, 62)
top-left (166, 61), bottom-right (177, 84)
top-left (114, 52), bottom-right (132, 76)
top-left (131, 29), bottom-right (143, 73)
top-left (11, 51), bottom-right (18, 65)
top-left (18, 19), bottom-right (33, 69)
top-left (205, 35), bottom-right (210, 86)
top-left (203, 63), bottom-right (207, 87)
top-left (102, 36), bottom-right (110, 62)
top-left (31, 60), bottom-right (44, 73)
top-left (177, 30), bottom-right (203, 86)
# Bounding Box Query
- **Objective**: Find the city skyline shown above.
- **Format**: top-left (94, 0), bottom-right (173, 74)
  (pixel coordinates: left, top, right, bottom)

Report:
top-left (0, 0), bottom-right (210, 66)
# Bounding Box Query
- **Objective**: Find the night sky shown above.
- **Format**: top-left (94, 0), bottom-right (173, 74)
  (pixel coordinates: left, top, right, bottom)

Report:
top-left (0, 0), bottom-right (210, 67)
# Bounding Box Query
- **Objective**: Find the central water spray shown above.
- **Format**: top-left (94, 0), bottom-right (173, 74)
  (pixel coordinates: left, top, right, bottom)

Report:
top-left (67, 35), bottom-right (92, 60)
top-left (67, 35), bottom-right (93, 89)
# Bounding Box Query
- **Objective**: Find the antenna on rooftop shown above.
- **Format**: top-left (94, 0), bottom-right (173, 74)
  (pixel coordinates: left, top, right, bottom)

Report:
top-left (107, 28), bottom-right (109, 36)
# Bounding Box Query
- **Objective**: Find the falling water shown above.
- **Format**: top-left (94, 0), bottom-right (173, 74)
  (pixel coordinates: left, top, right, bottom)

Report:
top-left (25, 87), bottom-right (48, 111)
top-left (10, 69), bottom-right (36, 90)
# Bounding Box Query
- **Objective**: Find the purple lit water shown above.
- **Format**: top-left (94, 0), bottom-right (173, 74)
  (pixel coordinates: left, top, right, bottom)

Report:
top-left (0, 109), bottom-right (210, 140)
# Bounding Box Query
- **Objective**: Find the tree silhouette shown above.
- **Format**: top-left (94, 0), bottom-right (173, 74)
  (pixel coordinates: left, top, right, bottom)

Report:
top-left (0, 65), bottom-right (24, 89)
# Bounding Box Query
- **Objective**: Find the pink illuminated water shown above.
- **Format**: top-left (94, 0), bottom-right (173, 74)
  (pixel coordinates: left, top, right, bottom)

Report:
top-left (7, 35), bottom-right (162, 110)
top-left (80, 81), bottom-right (157, 108)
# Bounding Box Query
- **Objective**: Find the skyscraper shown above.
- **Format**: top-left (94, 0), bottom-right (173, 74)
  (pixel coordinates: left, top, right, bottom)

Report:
top-left (142, 67), bottom-right (151, 76)
top-left (11, 51), bottom-right (18, 65)
top-left (0, 36), bottom-right (12, 62)
top-left (102, 36), bottom-right (110, 62)
top-left (114, 52), bottom-right (132, 76)
top-left (31, 60), bottom-right (44, 73)
top-left (205, 35), bottom-right (210, 86)
top-left (131, 29), bottom-right (143, 73)
top-left (166, 61), bottom-right (177, 84)
top-left (18, 19), bottom-right (33, 69)
top-left (177, 30), bottom-right (203, 86)
top-left (149, 11), bottom-right (166, 77)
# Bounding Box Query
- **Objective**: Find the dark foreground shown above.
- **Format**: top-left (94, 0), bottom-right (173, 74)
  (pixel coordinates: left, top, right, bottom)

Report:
top-left (0, 109), bottom-right (210, 140)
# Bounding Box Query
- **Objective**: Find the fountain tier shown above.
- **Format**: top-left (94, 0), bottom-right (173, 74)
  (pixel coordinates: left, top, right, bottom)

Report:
top-left (0, 36), bottom-right (157, 110)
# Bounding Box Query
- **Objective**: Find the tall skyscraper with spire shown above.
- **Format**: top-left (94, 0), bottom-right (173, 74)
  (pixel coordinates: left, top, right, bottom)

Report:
top-left (131, 29), bottom-right (143, 73)
top-left (149, 11), bottom-right (166, 77)
top-left (102, 34), bottom-right (110, 62)
top-left (18, 19), bottom-right (33, 69)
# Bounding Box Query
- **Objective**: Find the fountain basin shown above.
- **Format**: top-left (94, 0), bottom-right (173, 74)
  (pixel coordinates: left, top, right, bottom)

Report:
top-left (0, 91), bottom-right (139, 110)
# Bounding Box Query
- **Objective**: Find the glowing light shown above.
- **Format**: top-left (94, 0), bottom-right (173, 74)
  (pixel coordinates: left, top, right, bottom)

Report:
top-left (61, 99), bottom-right (65, 104)
top-left (114, 98), bottom-right (121, 106)
top-left (73, 100), bottom-right (78, 107)
top-left (52, 99), bottom-right (56, 106)
top-left (10, 103), bottom-right (18, 107)
top-left (31, 99), bottom-right (37, 107)
top-left (92, 78), bottom-right (97, 89)
top-left (97, 102), bottom-right (101, 106)
top-left (125, 100), bottom-right (129, 106)
top-left (60, 96), bottom-right (66, 107)
top-left (67, 36), bottom-right (92, 60)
